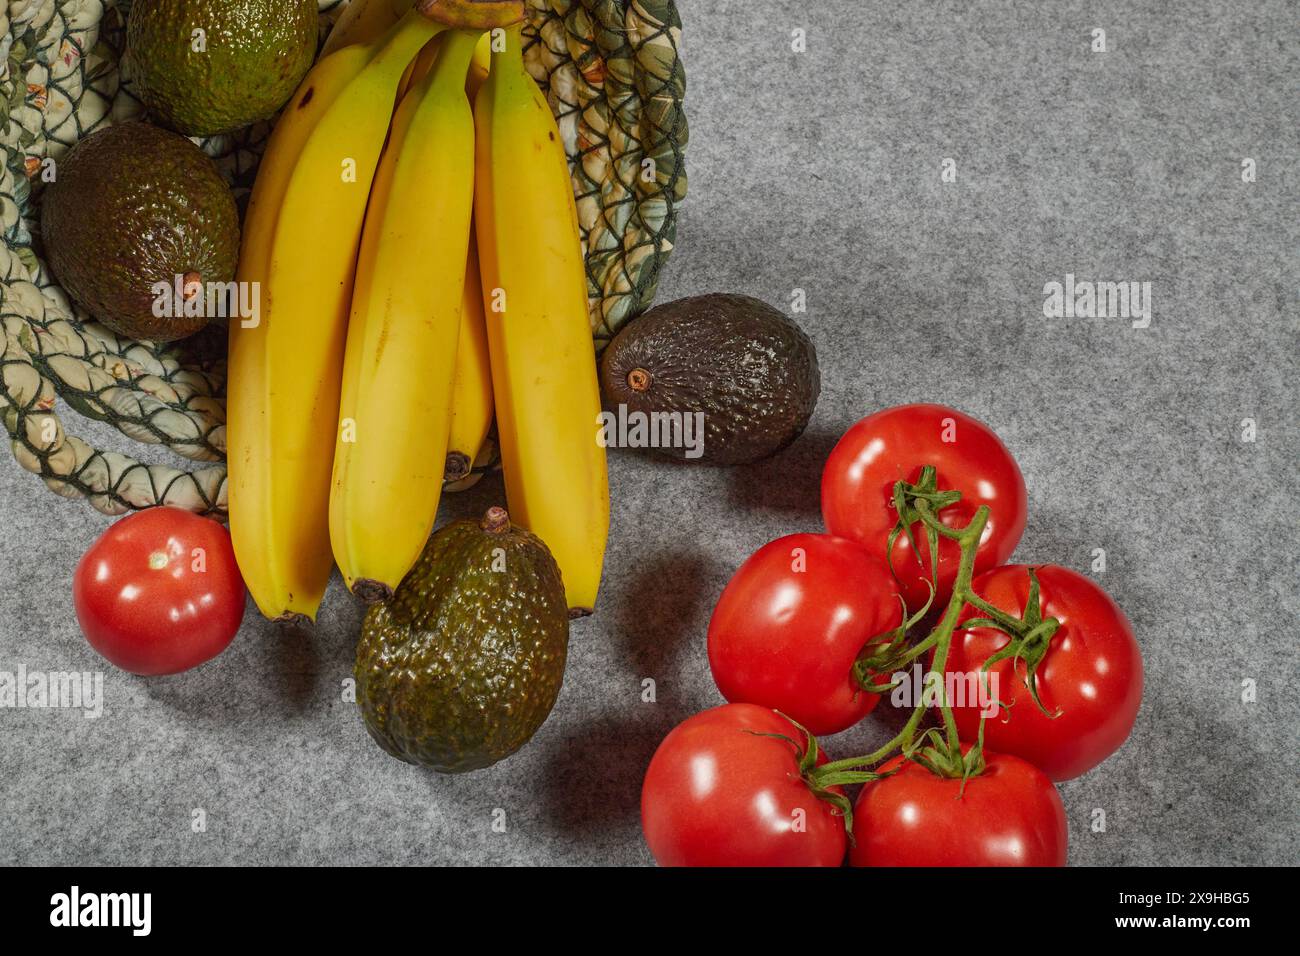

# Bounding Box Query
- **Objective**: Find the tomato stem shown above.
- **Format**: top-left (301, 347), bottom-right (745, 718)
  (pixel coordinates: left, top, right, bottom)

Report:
top-left (814, 467), bottom-right (1061, 783)
top-left (919, 501), bottom-right (988, 756)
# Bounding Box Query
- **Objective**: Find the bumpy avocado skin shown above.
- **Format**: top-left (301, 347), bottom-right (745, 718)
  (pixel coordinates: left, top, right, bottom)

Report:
top-left (356, 517), bottom-right (570, 773)
top-left (40, 122), bottom-right (239, 342)
top-left (599, 293), bottom-right (821, 465)
top-left (127, 0), bottom-right (319, 136)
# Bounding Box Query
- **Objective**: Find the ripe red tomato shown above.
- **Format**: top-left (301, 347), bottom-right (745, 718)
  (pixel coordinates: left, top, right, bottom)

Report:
top-left (850, 748), bottom-right (1067, 866)
top-left (942, 564), bottom-right (1142, 781)
top-left (821, 403), bottom-right (1026, 613)
top-left (641, 704), bottom-right (848, 867)
top-left (73, 506), bottom-right (246, 675)
top-left (707, 533), bottom-right (901, 735)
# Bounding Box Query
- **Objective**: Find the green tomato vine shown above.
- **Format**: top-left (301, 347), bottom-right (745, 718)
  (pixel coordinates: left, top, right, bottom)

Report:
top-left (778, 465), bottom-right (1064, 831)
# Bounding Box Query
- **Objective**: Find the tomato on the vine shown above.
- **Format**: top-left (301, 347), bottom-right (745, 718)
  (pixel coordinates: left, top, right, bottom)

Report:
top-left (641, 704), bottom-right (847, 867)
top-left (850, 748), bottom-right (1067, 866)
top-left (942, 564), bottom-right (1142, 781)
top-left (821, 403), bottom-right (1026, 613)
top-left (73, 506), bottom-right (246, 675)
top-left (707, 533), bottom-right (901, 735)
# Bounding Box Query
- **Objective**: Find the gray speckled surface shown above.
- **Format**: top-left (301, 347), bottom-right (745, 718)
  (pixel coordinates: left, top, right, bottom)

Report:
top-left (2, 0), bottom-right (1297, 866)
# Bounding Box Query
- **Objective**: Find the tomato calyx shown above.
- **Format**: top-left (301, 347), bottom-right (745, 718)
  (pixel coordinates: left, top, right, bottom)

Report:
top-left (852, 593), bottom-right (933, 693)
top-left (963, 567), bottom-right (1063, 719)
top-left (906, 723), bottom-right (988, 795)
top-left (747, 715), bottom-right (881, 840)
top-left (847, 468), bottom-right (958, 694)
top-left (887, 465), bottom-right (961, 605)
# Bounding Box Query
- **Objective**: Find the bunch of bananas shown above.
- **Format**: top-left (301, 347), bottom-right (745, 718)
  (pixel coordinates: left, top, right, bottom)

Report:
top-left (228, 0), bottom-right (609, 624)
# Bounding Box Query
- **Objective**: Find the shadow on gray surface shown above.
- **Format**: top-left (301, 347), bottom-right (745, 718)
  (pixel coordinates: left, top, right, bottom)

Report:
top-left (533, 707), bottom-right (682, 845)
top-left (1110, 685), bottom-right (1270, 866)
top-left (609, 550), bottom-right (719, 677)
top-left (866, 692), bottom-right (936, 742)
top-left (436, 471), bottom-right (507, 527)
top-left (722, 425), bottom-right (842, 523)
top-left (142, 609), bottom-right (323, 720)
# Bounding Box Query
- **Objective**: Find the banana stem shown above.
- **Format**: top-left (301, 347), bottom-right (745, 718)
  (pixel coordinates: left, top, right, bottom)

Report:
top-left (421, 28), bottom-right (482, 95)
top-left (489, 20), bottom-right (525, 73)
top-left (375, 6), bottom-right (447, 69)
top-left (417, 0), bottom-right (524, 29)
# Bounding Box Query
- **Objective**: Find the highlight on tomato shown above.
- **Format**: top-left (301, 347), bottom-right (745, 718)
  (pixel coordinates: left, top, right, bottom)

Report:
top-left (706, 533), bottom-right (902, 736)
top-left (942, 564), bottom-right (1143, 781)
top-left (850, 747), bottom-right (1068, 867)
top-left (640, 703), bottom-right (848, 867)
top-left (821, 403), bottom-right (1027, 613)
top-left (73, 506), bottom-right (246, 676)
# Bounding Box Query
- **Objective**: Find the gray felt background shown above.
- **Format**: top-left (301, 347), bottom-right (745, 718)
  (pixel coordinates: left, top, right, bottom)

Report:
top-left (1, 0), bottom-right (1297, 866)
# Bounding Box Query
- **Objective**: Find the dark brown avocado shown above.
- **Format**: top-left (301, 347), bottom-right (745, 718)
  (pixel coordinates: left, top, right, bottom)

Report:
top-left (599, 293), bottom-right (820, 465)
top-left (39, 122), bottom-right (239, 343)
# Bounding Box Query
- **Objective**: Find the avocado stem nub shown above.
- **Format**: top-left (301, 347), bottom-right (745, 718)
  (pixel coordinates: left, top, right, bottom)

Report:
top-left (627, 367), bottom-right (653, 392)
top-left (481, 506), bottom-right (510, 534)
top-left (181, 271), bottom-right (202, 301)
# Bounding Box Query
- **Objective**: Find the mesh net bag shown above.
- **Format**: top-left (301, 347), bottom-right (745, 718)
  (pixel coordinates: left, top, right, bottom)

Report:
top-left (0, 0), bottom-right (686, 516)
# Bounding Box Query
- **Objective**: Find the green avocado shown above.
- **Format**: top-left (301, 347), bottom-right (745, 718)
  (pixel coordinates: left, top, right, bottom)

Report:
top-left (126, 0), bottom-right (319, 136)
top-left (355, 508), bottom-right (570, 773)
top-left (599, 293), bottom-right (821, 465)
top-left (39, 122), bottom-right (240, 343)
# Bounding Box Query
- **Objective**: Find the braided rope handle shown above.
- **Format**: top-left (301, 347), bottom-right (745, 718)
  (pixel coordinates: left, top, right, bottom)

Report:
top-left (0, 0), bottom-right (686, 516)
top-left (0, 0), bottom-right (230, 514)
top-left (525, 0), bottom-right (687, 348)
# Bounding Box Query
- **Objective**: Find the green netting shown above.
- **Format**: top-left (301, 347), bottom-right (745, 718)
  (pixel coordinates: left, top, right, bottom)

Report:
top-left (0, 0), bottom-right (686, 515)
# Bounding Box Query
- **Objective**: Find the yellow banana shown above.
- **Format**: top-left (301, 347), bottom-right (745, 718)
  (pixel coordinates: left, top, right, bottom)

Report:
top-left (474, 22), bottom-right (609, 615)
top-left (329, 29), bottom-right (481, 602)
top-left (469, 31), bottom-right (491, 90)
top-left (228, 9), bottom-right (443, 623)
top-left (397, 19), bottom-right (486, 100)
top-left (322, 0), bottom-right (415, 57)
top-left (445, 229), bottom-right (493, 481)
top-left (237, 45), bottom-right (374, 292)
top-left (397, 33), bottom-right (441, 101)
top-left (441, 29), bottom-right (494, 482)
top-left (395, 34), bottom-right (436, 100)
